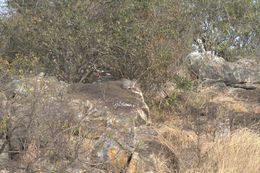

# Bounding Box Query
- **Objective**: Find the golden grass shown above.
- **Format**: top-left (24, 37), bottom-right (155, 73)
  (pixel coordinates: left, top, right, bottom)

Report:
top-left (186, 128), bottom-right (260, 173)
top-left (152, 154), bottom-right (172, 173)
top-left (155, 125), bottom-right (197, 150)
top-left (211, 95), bottom-right (248, 113)
top-left (153, 125), bottom-right (198, 172)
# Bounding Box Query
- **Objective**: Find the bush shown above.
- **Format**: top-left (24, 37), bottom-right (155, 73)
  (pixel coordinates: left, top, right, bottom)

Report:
top-left (1, 0), bottom-right (258, 92)
top-left (1, 0), bottom-right (192, 92)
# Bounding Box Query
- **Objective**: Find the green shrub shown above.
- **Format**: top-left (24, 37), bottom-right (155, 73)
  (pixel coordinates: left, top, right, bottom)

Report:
top-left (0, 53), bottom-right (41, 78)
top-left (1, 0), bottom-right (191, 90)
top-left (1, 0), bottom-right (258, 92)
top-left (174, 76), bottom-right (198, 91)
top-left (159, 92), bottom-right (179, 110)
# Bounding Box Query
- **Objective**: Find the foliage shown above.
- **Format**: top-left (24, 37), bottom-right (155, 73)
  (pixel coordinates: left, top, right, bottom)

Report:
top-left (11, 53), bottom-right (41, 75)
top-left (173, 76), bottom-right (198, 90)
top-left (185, 0), bottom-right (260, 60)
top-left (0, 53), bottom-right (41, 78)
top-left (1, 0), bottom-right (191, 91)
top-left (0, 0), bottom-right (259, 91)
top-left (159, 92), bottom-right (179, 110)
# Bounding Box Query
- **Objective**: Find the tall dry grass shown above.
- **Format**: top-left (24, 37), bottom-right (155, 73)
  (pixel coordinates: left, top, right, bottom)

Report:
top-left (186, 128), bottom-right (260, 173)
top-left (152, 154), bottom-right (173, 173)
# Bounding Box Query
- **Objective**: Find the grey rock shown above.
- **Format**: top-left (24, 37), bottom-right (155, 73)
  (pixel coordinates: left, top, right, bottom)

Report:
top-left (186, 52), bottom-right (260, 84)
top-left (0, 76), bottom-right (178, 173)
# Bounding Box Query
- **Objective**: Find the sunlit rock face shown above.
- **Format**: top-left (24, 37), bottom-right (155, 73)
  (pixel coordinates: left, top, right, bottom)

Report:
top-left (0, 76), bottom-right (179, 173)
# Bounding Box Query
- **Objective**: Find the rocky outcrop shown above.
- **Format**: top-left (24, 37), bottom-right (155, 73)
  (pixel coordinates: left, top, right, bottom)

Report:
top-left (0, 76), bottom-right (179, 173)
top-left (0, 52), bottom-right (259, 173)
top-left (184, 52), bottom-right (260, 126)
top-left (156, 52), bottom-right (260, 168)
top-left (186, 52), bottom-right (260, 84)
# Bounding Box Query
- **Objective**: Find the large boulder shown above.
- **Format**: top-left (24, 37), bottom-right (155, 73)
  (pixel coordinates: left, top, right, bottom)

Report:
top-left (185, 52), bottom-right (260, 84)
top-left (174, 52), bottom-right (260, 133)
top-left (0, 76), bottom-right (179, 173)
top-left (183, 52), bottom-right (260, 126)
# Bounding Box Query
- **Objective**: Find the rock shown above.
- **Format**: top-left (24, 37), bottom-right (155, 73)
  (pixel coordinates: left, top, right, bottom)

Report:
top-left (185, 52), bottom-right (260, 84)
top-left (167, 53), bottom-right (260, 131)
top-left (0, 76), bottom-right (179, 173)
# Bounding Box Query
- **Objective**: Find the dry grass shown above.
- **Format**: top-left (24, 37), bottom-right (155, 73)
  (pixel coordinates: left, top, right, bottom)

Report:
top-left (22, 141), bottom-right (40, 163)
top-left (155, 125), bottom-right (197, 150)
top-left (153, 125), bottom-right (199, 172)
top-left (152, 89), bottom-right (259, 173)
top-left (154, 123), bottom-right (260, 173)
top-left (186, 128), bottom-right (260, 173)
top-left (211, 95), bottom-right (248, 113)
top-left (152, 154), bottom-right (172, 173)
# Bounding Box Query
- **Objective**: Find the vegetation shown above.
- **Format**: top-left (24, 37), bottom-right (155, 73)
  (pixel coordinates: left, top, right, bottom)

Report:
top-left (1, 0), bottom-right (191, 90)
top-left (187, 0), bottom-right (259, 60)
top-left (185, 128), bottom-right (260, 173)
top-left (0, 1), bottom-right (259, 172)
top-left (0, 0), bottom-right (259, 90)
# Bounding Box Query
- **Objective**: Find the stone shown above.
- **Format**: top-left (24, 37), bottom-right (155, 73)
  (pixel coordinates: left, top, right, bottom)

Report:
top-left (185, 52), bottom-right (260, 84)
top-left (0, 76), bottom-right (179, 173)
